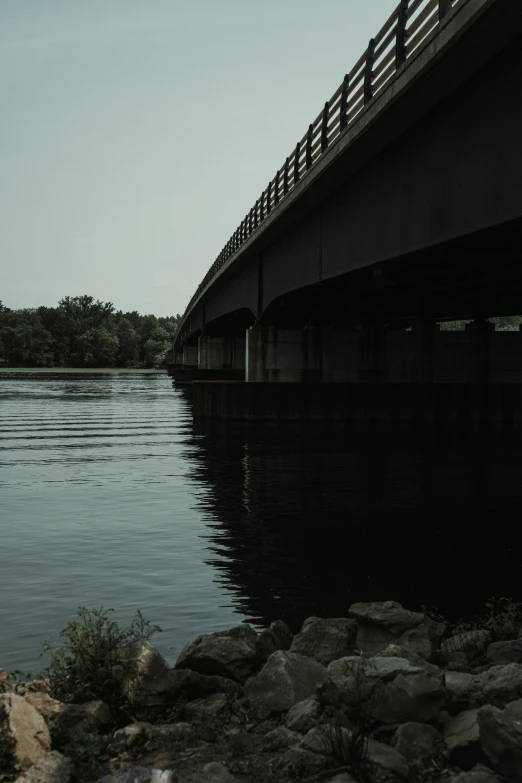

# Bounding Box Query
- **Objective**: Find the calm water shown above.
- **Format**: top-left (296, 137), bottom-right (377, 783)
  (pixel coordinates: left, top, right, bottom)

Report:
top-left (1, 369), bottom-right (522, 674)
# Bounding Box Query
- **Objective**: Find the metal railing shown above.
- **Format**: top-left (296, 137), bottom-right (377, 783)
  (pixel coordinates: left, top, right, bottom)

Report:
top-left (178, 0), bottom-right (463, 337)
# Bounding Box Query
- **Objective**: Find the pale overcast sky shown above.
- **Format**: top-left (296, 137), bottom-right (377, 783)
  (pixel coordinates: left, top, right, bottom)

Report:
top-left (1, 0), bottom-right (398, 317)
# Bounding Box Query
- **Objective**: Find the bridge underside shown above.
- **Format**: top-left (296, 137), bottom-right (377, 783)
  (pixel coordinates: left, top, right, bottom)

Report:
top-left (171, 3), bottom-right (522, 422)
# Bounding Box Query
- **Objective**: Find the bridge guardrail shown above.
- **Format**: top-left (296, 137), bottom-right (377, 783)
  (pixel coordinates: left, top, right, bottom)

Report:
top-left (176, 0), bottom-right (463, 343)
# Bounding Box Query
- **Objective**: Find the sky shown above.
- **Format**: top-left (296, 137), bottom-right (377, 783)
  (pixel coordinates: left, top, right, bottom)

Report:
top-left (1, 0), bottom-right (399, 317)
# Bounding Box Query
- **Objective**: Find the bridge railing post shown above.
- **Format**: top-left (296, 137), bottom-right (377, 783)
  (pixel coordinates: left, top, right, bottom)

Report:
top-left (283, 157), bottom-right (289, 195)
top-left (294, 142), bottom-right (301, 184)
top-left (439, 0), bottom-right (452, 19)
top-left (320, 102), bottom-right (330, 152)
top-left (364, 38), bottom-right (376, 104)
top-left (274, 170), bottom-right (280, 205)
top-left (306, 124), bottom-right (313, 169)
top-left (396, 0), bottom-right (409, 68)
top-left (339, 74), bottom-right (349, 132)
top-left (266, 181), bottom-right (272, 215)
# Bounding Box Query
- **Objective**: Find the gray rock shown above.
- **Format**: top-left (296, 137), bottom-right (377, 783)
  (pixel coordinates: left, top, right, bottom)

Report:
top-left (349, 601), bottom-right (445, 659)
top-left (23, 692), bottom-right (65, 719)
top-left (200, 762), bottom-right (246, 782)
top-left (443, 709), bottom-right (484, 769)
top-left (263, 726), bottom-right (301, 750)
top-left (487, 639), bottom-right (522, 665)
top-left (183, 692), bottom-right (227, 720)
top-left (114, 721), bottom-right (193, 748)
top-left (299, 725), bottom-right (343, 755)
top-left (366, 737), bottom-right (409, 779)
top-left (449, 764), bottom-right (506, 782)
top-left (175, 625), bottom-right (258, 684)
top-left (478, 703), bottom-right (522, 779)
top-left (13, 751), bottom-right (73, 783)
top-left (244, 651), bottom-right (327, 715)
top-left (392, 722), bottom-right (441, 761)
top-left (442, 630), bottom-right (490, 657)
top-left (321, 776), bottom-right (359, 783)
top-left (255, 620), bottom-right (293, 662)
top-left (285, 695), bottom-right (323, 733)
top-left (506, 697), bottom-right (522, 719)
top-left (325, 655), bottom-right (445, 724)
top-left (133, 667), bottom-right (243, 706)
top-left (472, 663), bottom-right (522, 707)
top-left (0, 693), bottom-right (51, 769)
top-left (446, 671), bottom-right (475, 713)
top-left (94, 767), bottom-right (175, 783)
top-left (276, 746), bottom-right (328, 775)
top-left (373, 643), bottom-right (441, 673)
top-left (289, 617), bottom-right (357, 666)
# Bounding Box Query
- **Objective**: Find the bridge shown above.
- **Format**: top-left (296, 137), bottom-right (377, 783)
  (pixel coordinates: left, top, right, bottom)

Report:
top-left (171, 0), bottom-right (522, 424)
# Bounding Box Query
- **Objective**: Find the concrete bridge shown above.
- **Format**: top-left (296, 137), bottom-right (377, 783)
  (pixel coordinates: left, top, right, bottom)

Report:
top-left (171, 0), bottom-right (522, 423)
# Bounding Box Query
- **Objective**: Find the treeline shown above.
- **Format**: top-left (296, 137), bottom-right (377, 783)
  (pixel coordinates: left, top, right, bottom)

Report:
top-left (0, 296), bottom-right (180, 368)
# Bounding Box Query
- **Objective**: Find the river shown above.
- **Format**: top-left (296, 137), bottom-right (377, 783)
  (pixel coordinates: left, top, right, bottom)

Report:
top-left (1, 368), bottom-right (521, 674)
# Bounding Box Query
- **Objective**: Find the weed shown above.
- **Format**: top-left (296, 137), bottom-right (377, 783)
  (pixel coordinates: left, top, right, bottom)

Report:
top-left (40, 606), bottom-right (161, 710)
top-left (444, 597), bottom-right (522, 667)
top-left (0, 670), bottom-right (32, 697)
top-left (0, 725), bottom-right (21, 783)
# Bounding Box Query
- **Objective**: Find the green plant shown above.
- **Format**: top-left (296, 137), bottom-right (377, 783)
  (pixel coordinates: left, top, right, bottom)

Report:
top-left (48, 716), bottom-right (111, 780)
top-left (0, 670), bottom-right (32, 696)
top-left (0, 725), bottom-right (21, 783)
top-left (316, 659), bottom-right (382, 769)
top-left (41, 606), bottom-right (161, 709)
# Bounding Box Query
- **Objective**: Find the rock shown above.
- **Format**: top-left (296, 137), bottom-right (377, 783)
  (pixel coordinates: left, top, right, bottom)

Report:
top-left (442, 630), bottom-right (490, 657)
top-left (183, 692), bottom-right (227, 720)
top-left (299, 725), bottom-right (342, 755)
top-left (13, 751), bottom-right (73, 783)
top-left (348, 601), bottom-right (445, 659)
top-left (289, 617), bottom-right (357, 666)
top-left (23, 681), bottom-right (50, 694)
top-left (114, 721), bottom-right (193, 747)
top-left (133, 667), bottom-right (243, 706)
top-left (200, 762), bottom-right (246, 782)
top-left (446, 671), bottom-right (475, 713)
top-left (448, 764), bottom-right (506, 782)
top-left (478, 703), bottom-right (522, 779)
top-left (23, 693), bottom-right (111, 733)
top-left (392, 722), bottom-right (441, 761)
top-left (94, 767), bottom-right (175, 782)
top-left (276, 746), bottom-right (328, 776)
top-left (321, 775), bottom-right (359, 783)
top-left (175, 625), bottom-right (258, 684)
top-left (373, 643), bottom-right (440, 673)
top-left (24, 692), bottom-right (65, 719)
top-left (443, 709), bottom-right (484, 769)
top-left (325, 655), bottom-right (445, 724)
top-left (0, 693), bottom-right (51, 769)
top-left (263, 726), bottom-right (301, 750)
top-left (119, 640), bottom-right (171, 699)
top-left (244, 651), bottom-right (327, 715)
top-left (506, 697), bottom-right (522, 719)
top-left (487, 639), bottom-right (522, 665)
top-left (255, 620), bottom-right (293, 662)
top-left (286, 695), bottom-right (323, 733)
top-left (365, 737), bottom-right (409, 779)
top-left (471, 664), bottom-right (522, 707)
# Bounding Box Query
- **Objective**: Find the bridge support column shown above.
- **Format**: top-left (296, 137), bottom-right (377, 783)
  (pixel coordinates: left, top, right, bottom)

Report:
top-left (198, 336), bottom-right (246, 371)
top-left (183, 344), bottom-right (198, 367)
top-left (246, 324), bottom-right (322, 382)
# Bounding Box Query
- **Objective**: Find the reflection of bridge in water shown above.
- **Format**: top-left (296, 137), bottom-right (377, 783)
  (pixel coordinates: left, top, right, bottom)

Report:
top-left (181, 387), bottom-right (520, 628)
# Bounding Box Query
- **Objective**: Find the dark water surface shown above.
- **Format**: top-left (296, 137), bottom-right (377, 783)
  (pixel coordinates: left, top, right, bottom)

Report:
top-left (1, 369), bottom-right (522, 674)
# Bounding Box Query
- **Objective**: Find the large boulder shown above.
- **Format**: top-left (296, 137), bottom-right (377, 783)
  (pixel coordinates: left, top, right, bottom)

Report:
top-left (131, 667), bottom-right (243, 706)
top-left (175, 625), bottom-right (258, 684)
top-left (448, 764), bottom-right (506, 782)
top-left (349, 601), bottom-right (445, 659)
top-left (471, 664), bottom-right (522, 707)
top-left (12, 751), bottom-right (73, 783)
top-left (486, 639), bottom-right (522, 665)
top-left (244, 651), bottom-right (327, 715)
top-left (0, 693), bottom-right (51, 769)
top-left (24, 692), bottom-right (112, 734)
top-left (392, 722), bottom-right (441, 762)
top-left (95, 768), bottom-right (175, 783)
top-left (325, 655), bottom-right (445, 724)
top-left (443, 709), bottom-right (485, 769)
top-left (289, 617), bottom-right (357, 666)
top-left (446, 672), bottom-right (475, 713)
top-left (478, 704), bottom-right (522, 780)
top-left (286, 695), bottom-right (323, 733)
top-left (255, 620), bottom-right (293, 662)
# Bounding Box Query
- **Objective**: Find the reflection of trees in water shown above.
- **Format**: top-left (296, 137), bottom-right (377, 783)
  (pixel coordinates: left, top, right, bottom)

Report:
top-left (187, 414), bottom-right (520, 630)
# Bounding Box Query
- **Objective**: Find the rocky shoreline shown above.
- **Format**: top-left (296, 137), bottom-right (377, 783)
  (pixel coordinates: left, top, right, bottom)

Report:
top-left (2, 600), bottom-right (522, 783)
